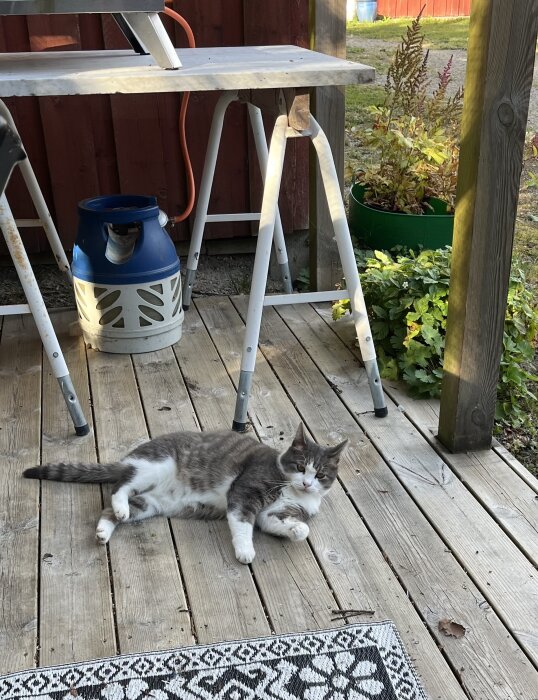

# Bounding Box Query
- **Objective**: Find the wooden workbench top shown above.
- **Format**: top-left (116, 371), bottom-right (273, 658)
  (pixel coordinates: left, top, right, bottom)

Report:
top-left (0, 45), bottom-right (374, 97)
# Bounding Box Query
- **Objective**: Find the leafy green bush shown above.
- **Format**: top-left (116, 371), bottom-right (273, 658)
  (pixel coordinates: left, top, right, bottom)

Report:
top-left (332, 248), bottom-right (538, 428)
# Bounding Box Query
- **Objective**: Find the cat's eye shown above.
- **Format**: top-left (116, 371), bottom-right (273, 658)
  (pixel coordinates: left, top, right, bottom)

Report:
top-left (316, 472), bottom-right (326, 480)
top-left (296, 465), bottom-right (305, 473)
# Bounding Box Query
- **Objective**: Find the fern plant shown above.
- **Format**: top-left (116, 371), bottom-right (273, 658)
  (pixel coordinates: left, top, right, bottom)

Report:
top-left (357, 12), bottom-right (463, 214)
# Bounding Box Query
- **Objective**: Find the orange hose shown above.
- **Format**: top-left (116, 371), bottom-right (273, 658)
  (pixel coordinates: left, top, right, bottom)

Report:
top-left (163, 5), bottom-right (196, 224)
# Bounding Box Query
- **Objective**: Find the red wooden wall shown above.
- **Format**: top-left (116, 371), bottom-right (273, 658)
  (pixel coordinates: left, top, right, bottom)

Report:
top-left (0, 1), bottom-right (309, 255)
top-left (377, 0), bottom-right (471, 16)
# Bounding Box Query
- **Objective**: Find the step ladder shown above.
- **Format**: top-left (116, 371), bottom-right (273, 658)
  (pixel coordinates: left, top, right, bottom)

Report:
top-left (0, 1), bottom-right (181, 69)
top-left (0, 101), bottom-right (89, 436)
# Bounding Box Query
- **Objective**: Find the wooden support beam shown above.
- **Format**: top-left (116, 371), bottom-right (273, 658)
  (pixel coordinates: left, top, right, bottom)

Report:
top-left (309, 0), bottom-right (346, 291)
top-left (438, 0), bottom-right (538, 451)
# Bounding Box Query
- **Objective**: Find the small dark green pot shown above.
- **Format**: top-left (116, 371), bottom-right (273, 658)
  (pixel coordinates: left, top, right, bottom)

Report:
top-left (349, 183), bottom-right (454, 251)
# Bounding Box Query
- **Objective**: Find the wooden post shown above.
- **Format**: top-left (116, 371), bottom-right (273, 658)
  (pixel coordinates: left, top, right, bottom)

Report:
top-left (438, 0), bottom-right (538, 452)
top-left (309, 0), bottom-right (346, 290)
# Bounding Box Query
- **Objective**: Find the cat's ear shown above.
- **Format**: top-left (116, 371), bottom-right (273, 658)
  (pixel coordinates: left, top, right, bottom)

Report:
top-left (291, 422), bottom-right (307, 450)
top-left (326, 439), bottom-right (348, 463)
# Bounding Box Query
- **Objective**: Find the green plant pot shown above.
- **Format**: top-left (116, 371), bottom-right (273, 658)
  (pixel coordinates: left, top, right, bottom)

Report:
top-left (348, 183), bottom-right (454, 251)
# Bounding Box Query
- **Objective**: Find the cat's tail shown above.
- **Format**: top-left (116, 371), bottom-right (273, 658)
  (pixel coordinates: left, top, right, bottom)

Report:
top-left (23, 461), bottom-right (131, 484)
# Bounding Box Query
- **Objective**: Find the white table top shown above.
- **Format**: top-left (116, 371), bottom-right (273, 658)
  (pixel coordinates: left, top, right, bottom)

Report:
top-left (0, 45), bottom-right (374, 97)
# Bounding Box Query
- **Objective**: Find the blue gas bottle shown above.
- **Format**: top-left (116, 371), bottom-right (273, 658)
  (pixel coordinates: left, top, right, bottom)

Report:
top-left (72, 195), bottom-right (183, 354)
top-left (73, 194), bottom-right (179, 284)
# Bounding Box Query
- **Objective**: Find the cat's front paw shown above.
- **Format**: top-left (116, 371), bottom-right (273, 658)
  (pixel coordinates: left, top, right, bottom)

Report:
top-left (234, 544), bottom-right (256, 564)
top-left (289, 522), bottom-right (309, 541)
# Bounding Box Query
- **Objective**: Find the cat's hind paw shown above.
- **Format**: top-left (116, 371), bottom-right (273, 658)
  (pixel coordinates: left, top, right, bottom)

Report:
top-left (111, 495), bottom-right (130, 522)
top-left (96, 519), bottom-right (115, 544)
top-left (289, 522), bottom-right (309, 541)
top-left (234, 545), bottom-right (256, 565)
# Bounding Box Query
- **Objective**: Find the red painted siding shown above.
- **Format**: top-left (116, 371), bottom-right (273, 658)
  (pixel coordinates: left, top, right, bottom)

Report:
top-left (377, 0), bottom-right (471, 16)
top-left (0, 0), bottom-right (309, 254)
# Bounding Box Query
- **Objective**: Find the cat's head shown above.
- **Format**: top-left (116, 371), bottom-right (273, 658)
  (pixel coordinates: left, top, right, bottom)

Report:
top-left (279, 423), bottom-right (348, 495)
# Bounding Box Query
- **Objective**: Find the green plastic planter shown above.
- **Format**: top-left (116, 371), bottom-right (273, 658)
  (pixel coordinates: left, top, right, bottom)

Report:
top-left (348, 183), bottom-right (454, 251)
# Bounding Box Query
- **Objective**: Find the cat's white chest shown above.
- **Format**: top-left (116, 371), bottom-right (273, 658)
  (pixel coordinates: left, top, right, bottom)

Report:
top-left (266, 485), bottom-right (322, 518)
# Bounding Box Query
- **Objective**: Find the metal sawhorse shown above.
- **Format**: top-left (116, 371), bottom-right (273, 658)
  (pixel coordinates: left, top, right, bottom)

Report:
top-left (182, 90), bottom-right (388, 431)
top-left (0, 103), bottom-right (89, 436)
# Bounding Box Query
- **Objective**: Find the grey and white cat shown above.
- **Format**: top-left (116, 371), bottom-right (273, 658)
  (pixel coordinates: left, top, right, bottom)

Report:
top-left (23, 424), bottom-right (347, 564)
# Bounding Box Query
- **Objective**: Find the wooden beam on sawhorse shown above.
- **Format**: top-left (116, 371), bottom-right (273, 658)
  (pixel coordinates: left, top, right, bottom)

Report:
top-left (438, 0), bottom-right (538, 452)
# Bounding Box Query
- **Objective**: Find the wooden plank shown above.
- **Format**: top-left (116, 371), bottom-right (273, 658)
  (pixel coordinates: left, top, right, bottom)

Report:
top-left (342, 356), bottom-right (538, 497)
top-left (251, 300), bottom-right (538, 699)
top-left (300, 304), bottom-right (538, 664)
top-left (322, 309), bottom-right (538, 566)
top-left (26, 14), bottom-right (103, 248)
top-left (0, 315), bottom-right (41, 673)
top-left (310, 0), bottom-right (347, 290)
top-left (407, 0), bottom-right (423, 17)
top-left (0, 17), bottom-right (54, 256)
top-left (433, 0), bottom-right (449, 17)
top-left (492, 441), bottom-right (538, 493)
top-left (174, 0), bottom-right (251, 242)
top-left (439, 0), bottom-right (538, 450)
top-left (202, 296), bottom-right (469, 700)
top-left (169, 311), bottom-right (273, 643)
top-left (395, 0), bottom-right (409, 17)
top-left (86, 349), bottom-right (191, 653)
top-left (244, 0), bottom-right (310, 234)
top-left (176, 303), bottom-right (338, 638)
top-left (193, 298), bottom-right (343, 632)
top-left (379, 380), bottom-right (538, 566)
top-left (380, 0), bottom-right (398, 17)
top-left (40, 310), bottom-right (116, 666)
top-left (0, 47), bottom-right (375, 97)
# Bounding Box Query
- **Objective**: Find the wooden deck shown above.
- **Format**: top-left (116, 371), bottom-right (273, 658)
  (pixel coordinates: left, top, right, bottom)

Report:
top-left (1, 297), bottom-right (537, 700)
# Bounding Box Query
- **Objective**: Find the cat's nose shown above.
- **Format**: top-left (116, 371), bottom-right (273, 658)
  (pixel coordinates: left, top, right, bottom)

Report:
top-left (303, 479), bottom-right (313, 490)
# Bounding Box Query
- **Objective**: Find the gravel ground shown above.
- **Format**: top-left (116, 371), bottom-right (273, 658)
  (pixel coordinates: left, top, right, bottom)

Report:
top-left (0, 253), bottom-right (282, 310)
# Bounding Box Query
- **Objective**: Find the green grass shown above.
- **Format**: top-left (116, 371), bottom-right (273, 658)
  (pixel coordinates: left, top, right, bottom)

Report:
top-left (345, 84), bottom-right (385, 124)
top-left (347, 17), bottom-right (469, 50)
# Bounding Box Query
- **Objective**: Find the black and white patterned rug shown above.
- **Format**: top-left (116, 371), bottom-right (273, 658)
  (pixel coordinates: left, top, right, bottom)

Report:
top-left (0, 622), bottom-right (428, 700)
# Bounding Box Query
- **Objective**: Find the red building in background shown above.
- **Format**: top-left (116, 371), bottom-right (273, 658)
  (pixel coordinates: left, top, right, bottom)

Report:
top-left (377, 0), bottom-right (470, 16)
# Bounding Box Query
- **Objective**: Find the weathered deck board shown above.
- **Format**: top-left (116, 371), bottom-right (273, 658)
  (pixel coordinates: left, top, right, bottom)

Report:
top-left (177, 304), bottom-right (339, 637)
top-left (40, 311), bottom-right (116, 666)
top-left (170, 313), bottom-right (273, 643)
top-left (0, 316), bottom-right (41, 674)
top-left (299, 303), bottom-right (538, 665)
top-left (86, 349), bottom-right (190, 653)
top-left (272, 301), bottom-right (538, 699)
top-left (318, 307), bottom-right (538, 567)
top-left (198, 296), bottom-right (467, 700)
top-left (2, 303), bottom-right (537, 700)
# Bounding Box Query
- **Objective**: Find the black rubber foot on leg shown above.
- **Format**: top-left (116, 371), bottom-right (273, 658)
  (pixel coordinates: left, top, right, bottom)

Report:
top-left (232, 420), bottom-right (248, 433)
top-left (182, 303), bottom-right (190, 311)
top-left (374, 407), bottom-right (388, 418)
top-left (75, 423), bottom-right (91, 436)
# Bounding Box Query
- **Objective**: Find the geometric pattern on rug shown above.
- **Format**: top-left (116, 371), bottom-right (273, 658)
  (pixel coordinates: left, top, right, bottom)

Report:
top-left (0, 622), bottom-right (429, 700)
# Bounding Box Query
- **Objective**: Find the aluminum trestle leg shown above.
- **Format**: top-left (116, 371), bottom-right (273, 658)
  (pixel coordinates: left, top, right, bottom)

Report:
top-left (232, 114), bottom-right (387, 431)
top-left (183, 92), bottom-right (292, 310)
